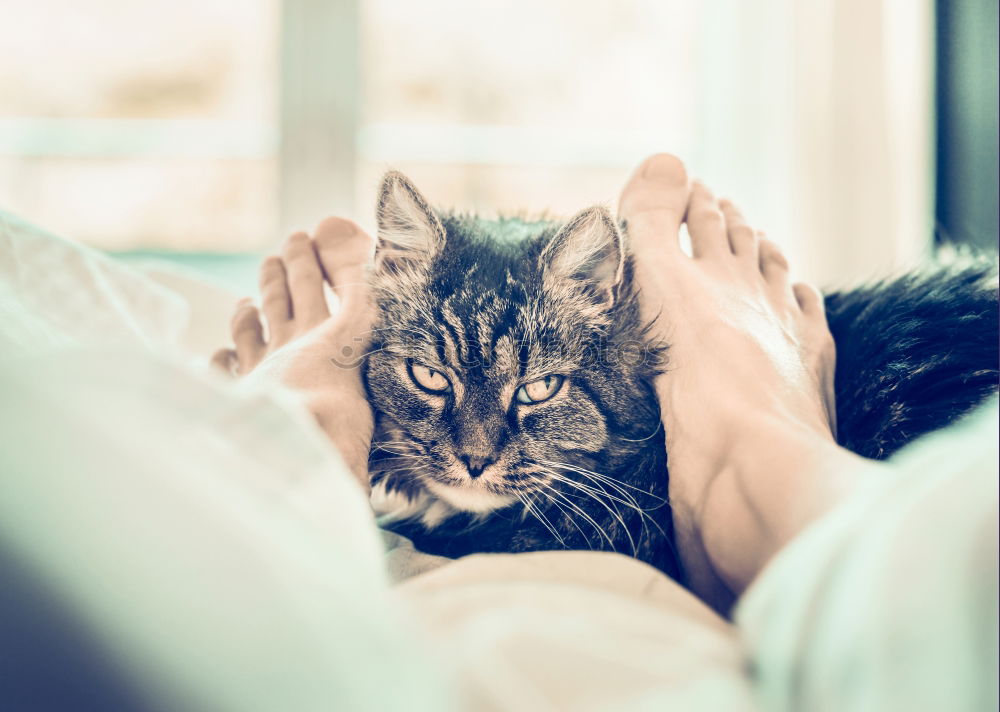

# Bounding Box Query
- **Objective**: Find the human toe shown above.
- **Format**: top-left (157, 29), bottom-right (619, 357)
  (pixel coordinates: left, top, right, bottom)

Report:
top-left (758, 238), bottom-right (794, 302)
top-left (282, 231), bottom-right (329, 327)
top-left (230, 297), bottom-right (266, 373)
top-left (618, 153), bottom-right (690, 258)
top-left (793, 281), bottom-right (838, 437)
top-left (792, 282), bottom-right (824, 317)
top-left (258, 255), bottom-right (293, 345)
top-left (793, 282), bottom-right (835, 357)
top-left (719, 199), bottom-right (759, 264)
top-left (210, 348), bottom-right (237, 376)
top-left (686, 181), bottom-right (732, 260)
top-left (313, 217), bottom-right (373, 305)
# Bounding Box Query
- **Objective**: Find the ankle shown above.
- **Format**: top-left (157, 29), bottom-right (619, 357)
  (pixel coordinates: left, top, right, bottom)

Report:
top-left (699, 420), bottom-right (855, 592)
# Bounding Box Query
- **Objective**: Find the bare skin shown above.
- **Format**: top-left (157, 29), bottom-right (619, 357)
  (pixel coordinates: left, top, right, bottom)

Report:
top-left (619, 153), bottom-right (868, 608)
top-left (211, 217), bottom-right (376, 491)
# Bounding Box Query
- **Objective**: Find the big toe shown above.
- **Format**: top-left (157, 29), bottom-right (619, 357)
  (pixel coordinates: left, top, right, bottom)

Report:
top-left (314, 217), bottom-right (374, 305)
top-left (618, 153), bottom-right (690, 256)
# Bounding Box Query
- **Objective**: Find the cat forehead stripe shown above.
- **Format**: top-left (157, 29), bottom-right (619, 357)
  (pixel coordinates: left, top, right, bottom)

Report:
top-left (440, 299), bottom-right (470, 366)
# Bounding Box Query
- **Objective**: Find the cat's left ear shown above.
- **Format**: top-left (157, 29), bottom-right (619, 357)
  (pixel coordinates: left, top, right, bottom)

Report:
top-left (540, 206), bottom-right (625, 306)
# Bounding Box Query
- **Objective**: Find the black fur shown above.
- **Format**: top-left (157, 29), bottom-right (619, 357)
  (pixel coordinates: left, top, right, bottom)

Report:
top-left (826, 259), bottom-right (999, 458)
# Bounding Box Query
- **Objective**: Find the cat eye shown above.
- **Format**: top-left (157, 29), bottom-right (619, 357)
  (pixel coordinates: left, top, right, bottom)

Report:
top-left (516, 375), bottom-right (565, 405)
top-left (408, 362), bottom-right (451, 394)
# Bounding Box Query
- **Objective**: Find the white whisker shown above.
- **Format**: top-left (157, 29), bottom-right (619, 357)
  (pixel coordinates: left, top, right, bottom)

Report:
top-left (515, 491), bottom-right (567, 547)
top-left (534, 488), bottom-right (591, 548)
top-left (540, 459), bottom-right (667, 503)
top-left (537, 466), bottom-right (637, 556)
top-left (620, 421), bottom-right (662, 442)
top-left (540, 484), bottom-right (613, 550)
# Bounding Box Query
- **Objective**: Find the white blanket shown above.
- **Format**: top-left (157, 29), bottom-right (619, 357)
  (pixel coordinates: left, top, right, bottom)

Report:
top-left (0, 209), bottom-right (188, 352)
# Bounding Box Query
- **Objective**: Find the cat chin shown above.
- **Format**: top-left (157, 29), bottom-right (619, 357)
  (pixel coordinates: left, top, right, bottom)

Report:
top-left (423, 478), bottom-right (516, 514)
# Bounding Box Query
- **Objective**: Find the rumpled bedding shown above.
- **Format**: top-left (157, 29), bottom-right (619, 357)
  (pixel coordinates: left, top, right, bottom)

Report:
top-left (0, 209), bottom-right (188, 352)
top-left (1, 208), bottom-right (995, 711)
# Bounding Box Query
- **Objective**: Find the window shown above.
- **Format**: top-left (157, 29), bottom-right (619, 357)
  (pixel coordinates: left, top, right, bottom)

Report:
top-left (2, 1), bottom-right (940, 287)
top-left (0, 0), bottom-right (279, 251)
top-left (2, 0), bottom-right (702, 253)
top-left (358, 0), bottom-right (701, 219)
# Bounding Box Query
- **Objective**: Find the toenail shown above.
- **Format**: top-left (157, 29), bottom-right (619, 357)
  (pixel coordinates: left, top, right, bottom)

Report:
top-left (763, 249), bottom-right (789, 270)
top-left (316, 216), bottom-right (360, 238)
top-left (640, 153), bottom-right (686, 182)
top-left (231, 305), bottom-right (260, 329)
top-left (691, 205), bottom-right (724, 223)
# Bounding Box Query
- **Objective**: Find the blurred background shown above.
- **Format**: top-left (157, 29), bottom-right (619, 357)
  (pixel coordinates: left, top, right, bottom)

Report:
top-left (1, 0), bottom-right (997, 290)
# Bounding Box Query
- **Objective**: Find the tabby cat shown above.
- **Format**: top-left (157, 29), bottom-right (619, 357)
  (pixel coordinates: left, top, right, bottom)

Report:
top-left (364, 170), bottom-right (999, 581)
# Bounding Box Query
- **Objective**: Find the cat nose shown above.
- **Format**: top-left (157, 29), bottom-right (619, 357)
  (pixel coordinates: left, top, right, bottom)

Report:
top-left (459, 454), bottom-right (496, 478)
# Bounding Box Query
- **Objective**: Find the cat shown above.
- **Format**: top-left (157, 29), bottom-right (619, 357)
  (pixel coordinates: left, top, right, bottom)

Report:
top-left (363, 170), bottom-right (1000, 582)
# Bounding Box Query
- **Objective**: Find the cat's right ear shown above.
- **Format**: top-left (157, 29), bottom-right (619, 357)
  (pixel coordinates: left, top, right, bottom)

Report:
top-left (375, 171), bottom-right (446, 275)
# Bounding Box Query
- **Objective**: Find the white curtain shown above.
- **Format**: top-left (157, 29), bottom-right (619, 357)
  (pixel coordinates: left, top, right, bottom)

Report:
top-left (694, 0), bottom-right (934, 288)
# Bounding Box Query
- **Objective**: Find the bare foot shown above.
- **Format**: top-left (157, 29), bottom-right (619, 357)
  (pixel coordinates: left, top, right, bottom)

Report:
top-left (212, 218), bottom-right (376, 490)
top-left (619, 154), bottom-right (846, 605)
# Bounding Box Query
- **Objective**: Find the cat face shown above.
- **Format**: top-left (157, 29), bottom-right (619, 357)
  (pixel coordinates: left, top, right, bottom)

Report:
top-left (364, 171), bottom-right (663, 516)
